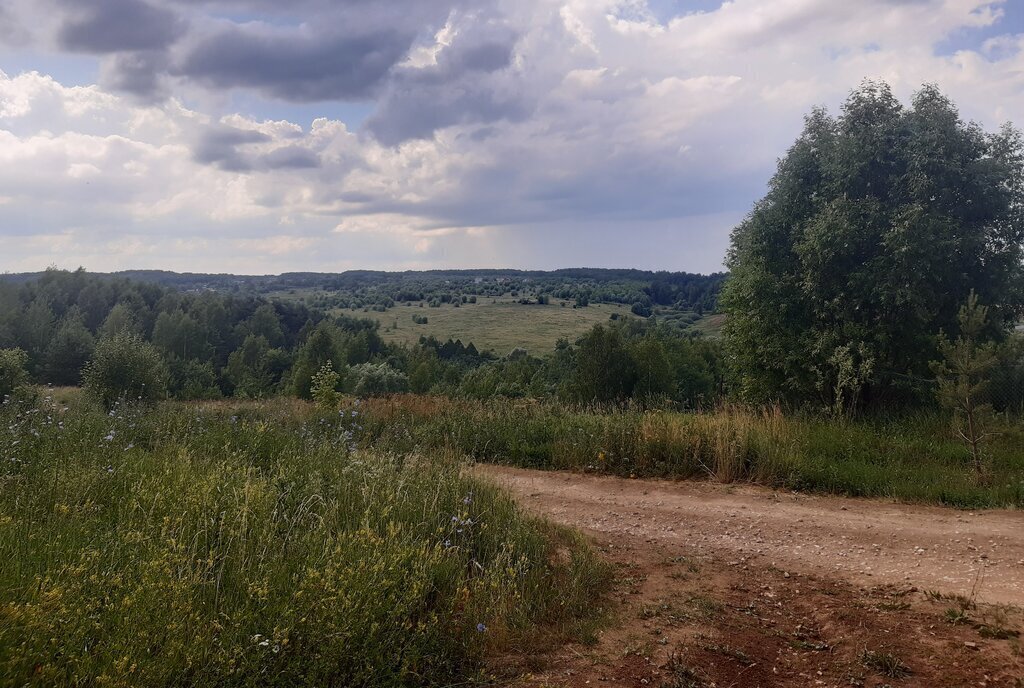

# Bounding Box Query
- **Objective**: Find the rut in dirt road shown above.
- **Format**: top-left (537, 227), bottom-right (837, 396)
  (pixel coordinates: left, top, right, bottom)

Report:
top-left (479, 465), bottom-right (1024, 607)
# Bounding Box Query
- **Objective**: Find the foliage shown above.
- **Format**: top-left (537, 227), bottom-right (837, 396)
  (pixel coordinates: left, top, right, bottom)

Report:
top-left (566, 325), bottom-right (636, 403)
top-left (43, 308), bottom-right (95, 386)
top-left (225, 334), bottom-right (289, 399)
top-left (0, 348), bottom-right (29, 398)
top-left (932, 292), bottom-right (1000, 478)
top-left (167, 359), bottom-right (223, 400)
top-left (310, 361), bottom-right (342, 409)
top-left (350, 362), bottom-right (410, 397)
top-left (0, 397), bottom-right (608, 687)
top-left (723, 82), bottom-right (1024, 409)
top-left (290, 324), bottom-right (347, 399)
top-left (82, 332), bottom-right (168, 408)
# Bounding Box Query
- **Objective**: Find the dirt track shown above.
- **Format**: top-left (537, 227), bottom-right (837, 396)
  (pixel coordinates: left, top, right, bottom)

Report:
top-left (480, 466), bottom-right (1024, 687)
top-left (482, 465), bottom-right (1024, 606)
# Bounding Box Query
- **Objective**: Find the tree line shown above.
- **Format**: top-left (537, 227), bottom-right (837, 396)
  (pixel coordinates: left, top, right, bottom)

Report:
top-left (0, 268), bottom-right (724, 409)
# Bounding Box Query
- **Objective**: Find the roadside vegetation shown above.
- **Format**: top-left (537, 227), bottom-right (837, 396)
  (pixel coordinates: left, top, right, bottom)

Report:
top-left (0, 391), bottom-right (608, 686)
top-left (347, 395), bottom-right (1024, 509)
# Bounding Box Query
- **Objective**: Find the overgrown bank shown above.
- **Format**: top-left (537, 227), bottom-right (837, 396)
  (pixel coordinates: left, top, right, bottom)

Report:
top-left (0, 393), bottom-right (608, 687)
top-left (352, 396), bottom-right (1024, 509)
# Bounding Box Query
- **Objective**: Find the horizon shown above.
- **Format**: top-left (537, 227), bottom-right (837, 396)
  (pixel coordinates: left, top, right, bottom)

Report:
top-left (2, 0), bottom-right (1023, 274)
top-left (1, 265), bottom-right (729, 278)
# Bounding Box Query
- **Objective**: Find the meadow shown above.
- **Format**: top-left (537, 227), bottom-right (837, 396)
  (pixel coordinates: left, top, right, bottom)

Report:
top-left (354, 298), bottom-right (635, 356)
top-left (0, 391), bottom-right (608, 687)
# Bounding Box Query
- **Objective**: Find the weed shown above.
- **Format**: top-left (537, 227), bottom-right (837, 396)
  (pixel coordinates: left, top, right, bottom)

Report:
top-left (945, 608), bottom-right (973, 625)
top-left (661, 650), bottom-right (705, 688)
top-left (877, 601), bottom-right (911, 612)
top-left (861, 649), bottom-right (912, 679)
top-left (684, 594), bottom-right (724, 620)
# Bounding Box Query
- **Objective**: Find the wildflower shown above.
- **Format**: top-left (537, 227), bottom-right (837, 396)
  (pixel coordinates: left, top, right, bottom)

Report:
top-left (104, 432), bottom-right (115, 442)
top-left (462, 494), bottom-right (473, 505)
top-left (476, 623), bottom-right (487, 633)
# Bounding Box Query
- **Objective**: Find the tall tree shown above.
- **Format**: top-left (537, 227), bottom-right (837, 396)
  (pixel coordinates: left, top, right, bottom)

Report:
top-left (722, 82), bottom-right (1024, 408)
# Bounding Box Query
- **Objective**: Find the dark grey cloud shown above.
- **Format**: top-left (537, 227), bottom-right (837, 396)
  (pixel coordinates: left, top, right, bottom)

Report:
top-left (193, 126), bottom-right (321, 172)
top-left (261, 145), bottom-right (320, 170)
top-left (366, 25), bottom-right (526, 145)
top-left (56, 0), bottom-right (186, 53)
top-left (34, 0), bottom-right (525, 145)
top-left (100, 50), bottom-right (169, 98)
top-left (193, 126), bottom-right (270, 171)
top-left (176, 25), bottom-right (414, 101)
top-left (0, 6), bottom-right (31, 47)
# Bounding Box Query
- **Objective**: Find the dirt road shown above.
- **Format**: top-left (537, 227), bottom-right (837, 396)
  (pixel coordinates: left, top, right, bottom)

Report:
top-left (480, 466), bottom-right (1024, 687)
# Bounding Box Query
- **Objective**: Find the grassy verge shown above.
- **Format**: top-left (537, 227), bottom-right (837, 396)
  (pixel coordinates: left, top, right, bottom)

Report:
top-left (0, 392), bottom-right (609, 687)
top-left (352, 396), bottom-right (1024, 509)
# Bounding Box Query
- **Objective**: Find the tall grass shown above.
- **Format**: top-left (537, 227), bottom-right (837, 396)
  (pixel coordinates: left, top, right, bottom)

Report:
top-left (354, 396), bottom-right (1024, 509)
top-left (0, 392), bottom-right (608, 687)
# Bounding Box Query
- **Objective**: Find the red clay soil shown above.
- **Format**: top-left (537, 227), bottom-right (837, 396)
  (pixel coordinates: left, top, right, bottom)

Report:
top-left (480, 466), bottom-right (1024, 688)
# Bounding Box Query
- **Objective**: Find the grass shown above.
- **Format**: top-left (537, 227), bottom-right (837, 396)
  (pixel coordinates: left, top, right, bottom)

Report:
top-left (861, 649), bottom-right (912, 679)
top-left (350, 395), bottom-right (1024, 509)
top-left (358, 298), bottom-right (634, 355)
top-left (0, 391), bottom-right (609, 687)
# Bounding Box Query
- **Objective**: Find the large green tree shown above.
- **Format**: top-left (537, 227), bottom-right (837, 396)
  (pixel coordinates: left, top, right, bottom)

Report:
top-left (722, 82), bottom-right (1024, 408)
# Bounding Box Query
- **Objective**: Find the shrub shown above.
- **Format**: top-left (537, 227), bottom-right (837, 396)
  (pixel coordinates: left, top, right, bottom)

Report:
top-left (82, 333), bottom-right (167, 408)
top-left (310, 361), bottom-right (342, 409)
top-left (350, 362), bottom-right (409, 397)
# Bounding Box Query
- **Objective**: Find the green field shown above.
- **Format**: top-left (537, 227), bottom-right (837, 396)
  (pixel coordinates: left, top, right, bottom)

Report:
top-left (0, 394), bottom-right (607, 686)
top-left (360, 298), bottom-right (634, 355)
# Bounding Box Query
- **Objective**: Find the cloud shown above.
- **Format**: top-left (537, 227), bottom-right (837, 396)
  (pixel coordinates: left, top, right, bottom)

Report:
top-left (56, 0), bottom-right (186, 53)
top-left (175, 24), bottom-right (415, 102)
top-left (2, 0), bottom-right (1024, 274)
top-left (193, 125), bottom-right (270, 171)
top-left (366, 15), bottom-right (526, 144)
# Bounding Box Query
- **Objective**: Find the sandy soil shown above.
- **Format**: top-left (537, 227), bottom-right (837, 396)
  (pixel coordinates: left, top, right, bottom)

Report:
top-left (480, 466), bottom-right (1024, 687)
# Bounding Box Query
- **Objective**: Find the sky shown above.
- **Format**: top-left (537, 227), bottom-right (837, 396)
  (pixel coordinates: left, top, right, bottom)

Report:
top-left (0, 0), bottom-right (1022, 275)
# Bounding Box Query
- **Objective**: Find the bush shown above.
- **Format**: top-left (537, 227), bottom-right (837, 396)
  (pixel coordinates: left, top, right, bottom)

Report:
top-left (350, 362), bottom-right (409, 397)
top-left (82, 333), bottom-right (168, 408)
top-left (0, 348), bottom-right (29, 398)
top-left (310, 361), bottom-right (342, 409)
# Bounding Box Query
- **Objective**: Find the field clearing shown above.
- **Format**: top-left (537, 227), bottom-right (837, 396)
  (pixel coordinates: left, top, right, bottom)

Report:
top-left (358, 298), bottom-right (634, 355)
top-left (689, 311), bottom-right (726, 337)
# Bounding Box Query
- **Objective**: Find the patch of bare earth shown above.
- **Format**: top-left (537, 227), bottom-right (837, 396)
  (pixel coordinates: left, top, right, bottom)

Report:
top-left (480, 466), bottom-right (1024, 688)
